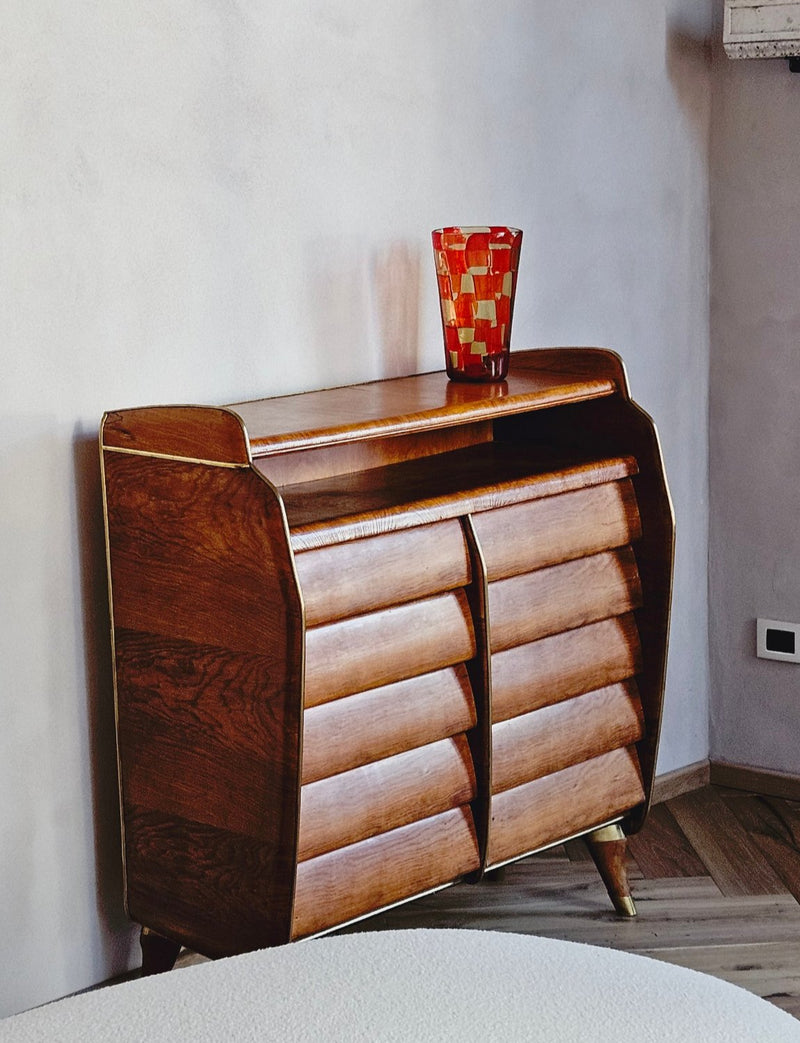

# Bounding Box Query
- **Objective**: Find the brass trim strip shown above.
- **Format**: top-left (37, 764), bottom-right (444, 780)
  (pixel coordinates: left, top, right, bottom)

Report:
top-left (98, 429), bottom-right (130, 917)
top-left (484, 816), bottom-right (625, 873)
top-left (101, 445), bottom-right (250, 469)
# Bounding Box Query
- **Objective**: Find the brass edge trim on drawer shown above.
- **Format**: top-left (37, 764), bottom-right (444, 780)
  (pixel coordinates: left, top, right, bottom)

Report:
top-left (102, 445), bottom-right (251, 469)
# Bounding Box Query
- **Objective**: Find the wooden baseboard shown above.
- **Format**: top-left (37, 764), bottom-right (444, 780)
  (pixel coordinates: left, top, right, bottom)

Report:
top-left (651, 760), bottom-right (710, 805)
top-left (710, 761), bottom-right (800, 802)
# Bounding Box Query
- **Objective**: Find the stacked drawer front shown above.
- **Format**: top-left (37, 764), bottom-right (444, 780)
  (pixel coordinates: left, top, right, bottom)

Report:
top-left (291, 520), bottom-right (482, 938)
top-left (470, 475), bottom-right (649, 868)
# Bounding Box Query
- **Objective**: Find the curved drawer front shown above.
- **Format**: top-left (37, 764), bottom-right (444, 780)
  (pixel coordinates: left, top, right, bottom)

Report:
top-left (486, 746), bottom-right (645, 868)
top-left (472, 478), bottom-right (641, 581)
top-left (291, 806), bottom-right (481, 939)
top-left (491, 614), bottom-right (642, 723)
top-left (297, 734), bottom-right (477, 861)
top-left (301, 665), bottom-right (477, 784)
top-left (488, 547), bottom-right (643, 653)
top-left (295, 520), bottom-right (472, 626)
top-left (491, 681), bottom-right (644, 794)
top-left (304, 590), bottom-right (476, 707)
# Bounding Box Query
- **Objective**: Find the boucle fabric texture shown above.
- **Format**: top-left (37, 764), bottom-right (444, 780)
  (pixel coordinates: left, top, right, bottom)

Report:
top-left (3, 928), bottom-right (800, 1042)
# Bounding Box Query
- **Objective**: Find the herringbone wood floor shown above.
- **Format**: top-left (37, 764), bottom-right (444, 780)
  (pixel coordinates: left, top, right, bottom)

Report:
top-left (179, 785), bottom-right (800, 1018)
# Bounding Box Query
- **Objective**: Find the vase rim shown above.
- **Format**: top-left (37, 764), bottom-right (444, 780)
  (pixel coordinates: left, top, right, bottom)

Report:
top-left (432, 226), bottom-right (521, 236)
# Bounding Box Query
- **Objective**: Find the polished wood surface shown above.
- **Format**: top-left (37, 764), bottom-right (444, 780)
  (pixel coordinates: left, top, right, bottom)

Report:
top-left (303, 590), bottom-right (477, 707)
top-left (297, 735), bottom-right (477, 861)
top-left (295, 520), bottom-right (471, 626)
top-left (473, 478), bottom-right (641, 580)
top-left (488, 547), bottom-right (642, 652)
top-left (102, 406), bottom-right (251, 464)
top-left (491, 682), bottom-right (644, 793)
top-left (101, 347), bottom-right (673, 962)
top-left (230, 348), bottom-right (622, 457)
top-left (291, 807), bottom-right (481, 939)
top-left (301, 666), bottom-right (477, 784)
top-left (491, 614), bottom-right (642, 722)
top-left (102, 450), bottom-right (303, 954)
top-left (586, 824), bottom-right (637, 916)
top-left (282, 444), bottom-right (637, 550)
top-left (487, 747), bottom-right (646, 867)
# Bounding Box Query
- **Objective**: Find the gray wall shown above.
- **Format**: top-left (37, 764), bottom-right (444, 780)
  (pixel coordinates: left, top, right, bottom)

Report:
top-left (710, 39), bottom-right (800, 772)
top-left (0, 1), bottom-right (712, 1017)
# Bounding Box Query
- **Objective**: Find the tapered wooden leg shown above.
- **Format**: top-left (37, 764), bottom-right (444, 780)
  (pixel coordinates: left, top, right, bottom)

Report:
top-left (585, 824), bottom-right (637, 917)
top-left (140, 926), bottom-right (181, 976)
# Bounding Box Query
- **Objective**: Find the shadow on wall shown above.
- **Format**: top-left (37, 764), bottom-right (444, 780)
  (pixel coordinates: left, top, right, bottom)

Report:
top-left (666, 20), bottom-right (712, 143)
top-left (73, 431), bottom-right (138, 974)
top-left (304, 237), bottom-right (424, 385)
top-left (373, 240), bottom-right (423, 378)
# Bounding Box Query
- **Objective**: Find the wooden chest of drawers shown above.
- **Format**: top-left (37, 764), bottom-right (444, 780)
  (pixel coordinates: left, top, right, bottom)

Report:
top-left (100, 347), bottom-right (673, 970)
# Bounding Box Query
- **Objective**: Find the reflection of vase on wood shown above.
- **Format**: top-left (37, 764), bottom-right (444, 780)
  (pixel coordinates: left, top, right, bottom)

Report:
top-left (432, 226), bottom-right (522, 382)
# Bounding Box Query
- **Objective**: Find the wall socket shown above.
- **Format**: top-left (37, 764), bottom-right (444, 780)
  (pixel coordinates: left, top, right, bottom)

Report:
top-left (756, 618), bottom-right (800, 663)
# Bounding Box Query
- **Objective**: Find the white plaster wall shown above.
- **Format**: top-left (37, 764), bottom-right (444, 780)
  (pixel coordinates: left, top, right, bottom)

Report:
top-left (709, 37), bottom-right (800, 772)
top-left (0, 0), bottom-right (712, 1016)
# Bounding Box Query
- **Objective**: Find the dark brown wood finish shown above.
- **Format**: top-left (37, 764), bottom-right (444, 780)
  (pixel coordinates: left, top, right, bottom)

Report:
top-left (101, 447), bottom-right (303, 955)
top-left (101, 347), bottom-right (673, 965)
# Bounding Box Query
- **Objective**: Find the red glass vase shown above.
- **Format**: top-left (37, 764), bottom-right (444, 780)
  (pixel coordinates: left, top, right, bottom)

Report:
top-left (432, 226), bottom-right (522, 382)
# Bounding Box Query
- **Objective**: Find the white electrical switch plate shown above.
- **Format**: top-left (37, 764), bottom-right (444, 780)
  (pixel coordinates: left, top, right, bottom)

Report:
top-left (757, 618), bottom-right (800, 662)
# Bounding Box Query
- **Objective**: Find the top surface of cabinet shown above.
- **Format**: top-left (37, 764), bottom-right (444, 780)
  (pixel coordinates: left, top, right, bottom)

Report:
top-left (101, 348), bottom-right (627, 464)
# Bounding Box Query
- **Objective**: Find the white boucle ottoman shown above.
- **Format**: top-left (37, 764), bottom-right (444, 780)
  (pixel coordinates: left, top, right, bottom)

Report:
top-left (3, 929), bottom-right (800, 1042)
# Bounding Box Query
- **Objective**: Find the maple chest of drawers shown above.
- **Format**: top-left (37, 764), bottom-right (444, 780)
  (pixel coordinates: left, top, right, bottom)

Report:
top-left (100, 347), bottom-right (673, 968)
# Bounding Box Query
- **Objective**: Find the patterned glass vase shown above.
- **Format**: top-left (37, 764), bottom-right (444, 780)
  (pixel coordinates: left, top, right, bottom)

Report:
top-left (432, 226), bottom-right (522, 382)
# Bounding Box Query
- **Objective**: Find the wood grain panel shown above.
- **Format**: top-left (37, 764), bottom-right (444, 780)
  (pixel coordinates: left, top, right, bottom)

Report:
top-left (301, 665), bottom-right (476, 784)
top-left (295, 520), bottom-right (471, 626)
top-left (102, 406), bottom-right (250, 464)
top-left (124, 806), bottom-right (295, 957)
top-left (486, 746), bottom-right (645, 867)
top-left (491, 682), bottom-right (644, 794)
top-left (284, 444), bottom-right (638, 550)
top-left (291, 807), bottom-right (481, 939)
top-left (255, 422), bottom-right (493, 486)
top-left (304, 590), bottom-right (476, 707)
top-left (489, 547), bottom-right (643, 652)
top-left (491, 614), bottom-right (641, 722)
top-left (102, 451), bottom-right (303, 945)
top-left (493, 390), bottom-right (674, 827)
top-left (297, 736), bottom-right (476, 861)
top-left (116, 630), bottom-right (300, 840)
top-left (230, 350), bottom-right (620, 457)
top-left (472, 478), bottom-right (641, 580)
top-left (104, 452), bottom-right (299, 654)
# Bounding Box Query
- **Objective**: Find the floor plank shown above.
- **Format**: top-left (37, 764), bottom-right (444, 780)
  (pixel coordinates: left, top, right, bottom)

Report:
top-left (666, 786), bottom-right (788, 896)
top-left (627, 802), bottom-right (707, 878)
top-left (720, 790), bottom-right (800, 901)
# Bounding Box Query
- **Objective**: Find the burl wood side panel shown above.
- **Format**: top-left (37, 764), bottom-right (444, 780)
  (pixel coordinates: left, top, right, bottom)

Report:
top-left (103, 450), bottom-right (303, 954)
top-left (291, 807), bottom-right (481, 939)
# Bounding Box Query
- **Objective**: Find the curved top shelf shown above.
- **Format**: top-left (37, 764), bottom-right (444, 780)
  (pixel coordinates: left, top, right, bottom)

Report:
top-left (101, 348), bottom-right (628, 465)
top-left (230, 348), bottom-right (626, 459)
